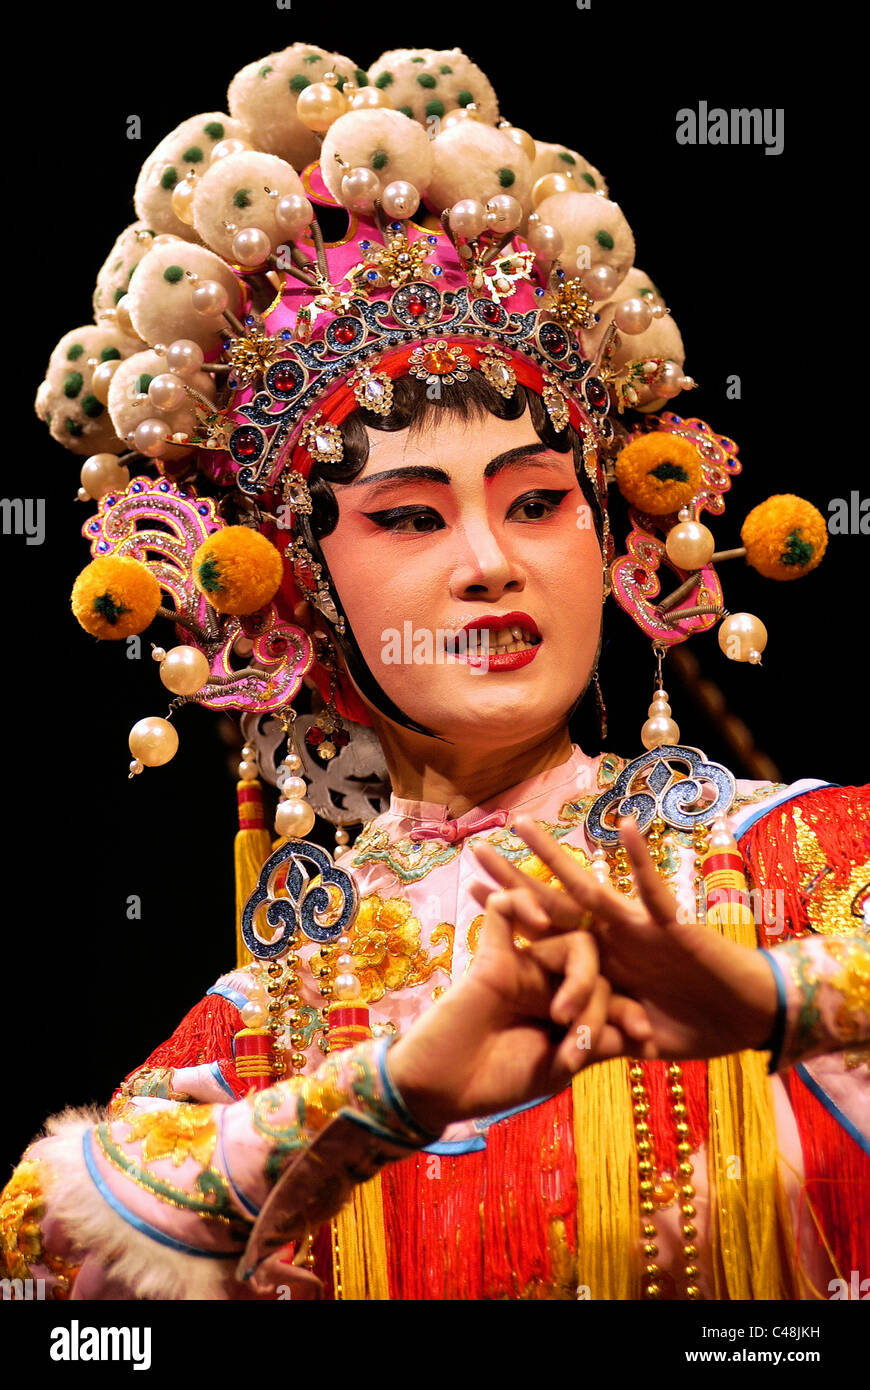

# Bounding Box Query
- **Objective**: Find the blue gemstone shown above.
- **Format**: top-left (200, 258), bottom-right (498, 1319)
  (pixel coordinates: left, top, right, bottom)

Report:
top-left (366, 271), bottom-right (378, 281)
top-left (432, 266), bottom-right (443, 276)
top-left (245, 315), bottom-right (255, 326)
top-left (390, 222), bottom-right (402, 231)
top-left (556, 269), bottom-right (565, 278)
top-left (280, 329), bottom-right (292, 339)
top-left (98, 541), bottom-right (108, 552)
top-left (106, 496), bottom-right (116, 505)
top-left (534, 288), bottom-right (545, 297)
top-left (198, 504), bottom-right (209, 515)
top-left (89, 522), bottom-right (99, 532)
top-left (359, 240), bottom-right (371, 250)
top-left (159, 482), bottom-right (169, 492)
top-left (428, 236), bottom-right (437, 244)
top-left (132, 483), bottom-right (142, 492)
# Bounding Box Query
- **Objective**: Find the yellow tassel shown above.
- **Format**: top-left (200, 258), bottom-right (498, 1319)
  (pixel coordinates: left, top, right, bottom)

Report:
top-left (234, 779), bottom-right (273, 969)
top-left (703, 833), bottom-right (795, 1299)
top-left (332, 1177), bottom-right (391, 1300)
top-left (573, 1059), bottom-right (640, 1299)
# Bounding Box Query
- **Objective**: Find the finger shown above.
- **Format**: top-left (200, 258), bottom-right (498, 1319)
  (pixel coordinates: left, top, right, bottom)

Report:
top-left (618, 817), bottom-right (680, 929)
top-left (547, 931), bottom-right (600, 1025)
top-left (469, 847), bottom-right (592, 934)
top-left (490, 886), bottom-right (551, 935)
top-left (605, 993), bottom-right (653, 1043)
top-left (510, 814), bottom-right (643, 932)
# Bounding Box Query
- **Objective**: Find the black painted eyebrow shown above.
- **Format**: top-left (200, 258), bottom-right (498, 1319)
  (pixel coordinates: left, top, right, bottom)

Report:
top-left (345, 446), bottom-right (571, 495)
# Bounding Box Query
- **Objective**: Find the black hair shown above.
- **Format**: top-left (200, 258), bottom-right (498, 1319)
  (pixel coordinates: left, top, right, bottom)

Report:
top-left (294, 372), bottom-right (604, 742)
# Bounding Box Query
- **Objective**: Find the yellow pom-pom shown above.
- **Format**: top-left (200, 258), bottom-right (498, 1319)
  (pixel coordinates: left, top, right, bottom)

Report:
top-left (741, 495), bottom-right (828, 580)
top-left (614, 434), bottom-right (702, 515)
top-left (192, 526), bottom-right (284, 614)
top-left (71, 556), bottom-right (162, 640)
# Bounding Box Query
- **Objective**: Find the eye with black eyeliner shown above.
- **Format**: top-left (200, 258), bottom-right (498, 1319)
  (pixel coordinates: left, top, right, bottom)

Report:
top-left (362, 489), bottom-right (573, 534)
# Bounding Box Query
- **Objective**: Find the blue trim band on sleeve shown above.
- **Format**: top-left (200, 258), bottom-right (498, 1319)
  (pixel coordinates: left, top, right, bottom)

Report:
top-left (209, 1061), bottom-right (237, 1101)
top-left (423, 1136), bottom-right (488, 1155)
top-left (217, 1108), bottom-right (260, 1218)
top-left (207, 983), bottom-right (249, 1012)
top-left (378, 1036), bottom-right (441, 1144)
top-left (342, 1108), bottom-right (425, 1151)
top-left (733, 780), bottom-right (835, 841)
top-left (758, 949), bottom-right (788, 1074)
top-left (795, 1064), bottom-right (870, 1157)
top-left (81, 1130), bottom-right (234, 1259)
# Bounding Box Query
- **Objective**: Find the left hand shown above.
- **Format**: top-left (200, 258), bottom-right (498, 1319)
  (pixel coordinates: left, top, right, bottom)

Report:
top-left (389, 881), bottom-right (654, 1136)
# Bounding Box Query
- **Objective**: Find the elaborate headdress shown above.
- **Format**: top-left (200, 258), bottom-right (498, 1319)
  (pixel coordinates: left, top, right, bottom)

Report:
top-left (40, 40), bottom-right (827, 862)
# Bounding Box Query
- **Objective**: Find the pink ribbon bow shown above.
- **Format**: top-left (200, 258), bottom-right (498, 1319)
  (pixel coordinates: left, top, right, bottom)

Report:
top-left (409, 808), bottom-right (510, 844)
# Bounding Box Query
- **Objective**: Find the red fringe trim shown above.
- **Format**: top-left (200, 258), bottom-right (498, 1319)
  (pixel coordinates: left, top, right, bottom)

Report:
top-left (381, 1090), bottom-right (577, 1299)
top-left (121, 994), bottom-right (248, 1099)
top-left (741, 784), bottom-right (870, 944)
top-left (641, 1060), bottom-right (708, 1176)
top-left (787, 1070), bottom-right (870, 1282)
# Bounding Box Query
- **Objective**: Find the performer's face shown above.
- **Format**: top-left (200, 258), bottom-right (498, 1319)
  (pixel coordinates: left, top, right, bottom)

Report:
top-left (319, 402), bottom-right (603, 749)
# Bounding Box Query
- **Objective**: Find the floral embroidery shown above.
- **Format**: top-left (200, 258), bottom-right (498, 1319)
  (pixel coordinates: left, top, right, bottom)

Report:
top-left (0, 1159), bottom-right (78, 1294)
top-left (792, 808), bottom-right (870, 937)
top-left (597, 753), bottom-right (626, 788)
top-left (311, 895), bottom-right (454, 1003)
top-left (122, 1104), bottom-right (218, 1168)
top-left (94, 1119), bottom-right (243, 1230)
top-left (351, 826), bottom-right (462, 883)
top-left (826, 939), bottom-right (870, 1042)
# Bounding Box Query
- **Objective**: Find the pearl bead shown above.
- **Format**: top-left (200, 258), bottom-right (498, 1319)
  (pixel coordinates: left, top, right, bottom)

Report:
top-left (665, 520), bottom-right (715, 570)
top-left (240, 999), bottom-right (269, 1028)
top-left (333, 973), bottom-right (362, 1001)
top-left (531, 172), bottom-right (574, 206)
top-left (718, 613), bottom-right (768, 662)
top-left (679, 376), bottom-right (696, 391)
top-left (210, 137), bottom-right (251, 164)
top-left (129, 758), bottom-right (144, 775)
top-left (158, 644), bottom-right (211, 695)
top-left (296, 82), bottom-right (349, 132)
top-left (77, 486), bottom-right (89, 501)
top-left (232, 226), bottom-right (271, 266)
top-left (148, 373), bottom-right (187, 412)
top-left (614, 297), bottom-right (654, 335)
top-left (275, 194), bottom-right (314, 237)
top-left (238, 759), bottom-right (259, 780)
top-left (484, 194), bottom-right (522, 233)
top-left (525, 221), bottom-right (563, 261)
top-left (441, 107), bottom-right (482, 128)
top-left (91, 358), bottom-right (121, 404)
top-left (282, 751), bottom-right (302, 772)
top-left (448, 199), bottom-right (487, 239)
top-left (114, 295), bottom-right (136, 336)
top-left (165, 339), bottom-right (204, 376)
top-left (129, 716), bottom-right (179, 767)
top-left (335, 827), bottom-right (350, 845)
top-left (281, 775), bottom-right (307, 799)
top-left (641, 715), bottom-right (680, 750)
top-left (241, 744), bottom-right (256, 758)
top-left (654, 361), bottom-right (684, 399)
top-left (500, 125), bottom-right (536, 161)
top-left (80, 453), bottom-right (130, 500)
top-left (133, 417), bottom-right (169, 458)
top-left (191, 279), bottom-right (229, 317)
top-left (582, 264), bottom-right (621, 299)
top-left (170, 175), bottom-right (197, 226)
top-left (275, 798), bottom-right (316, 838)
top-left (336, 953), bottom-right (355, 970)
top-left (380, 180), bottom-right (420, 220)
top-left (349, 87), bottom-right (393, 110)
top-left (340, 167), bottom-right (381, 213)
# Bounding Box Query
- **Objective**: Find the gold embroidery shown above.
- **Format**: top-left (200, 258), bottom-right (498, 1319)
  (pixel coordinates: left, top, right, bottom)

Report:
top-left (844, 1044), bottom-right (870, 1071)
top-left (825, 940), bottom-right (870, 1042)
top-left (0, 1159), bottom-right (78, 1293)
top-left (794, 808), bottom-right (870, 936)
top-left (312, 895), bottom-right (454, 1003)
top-left (121, 1104), bottom-right (218, 1168)
top-left (350, 826), bottom-right (462, 883)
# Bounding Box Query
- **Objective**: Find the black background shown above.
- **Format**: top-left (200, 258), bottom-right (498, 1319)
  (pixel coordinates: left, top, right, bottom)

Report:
top-left (5, 0), bottom-right (864, 1234)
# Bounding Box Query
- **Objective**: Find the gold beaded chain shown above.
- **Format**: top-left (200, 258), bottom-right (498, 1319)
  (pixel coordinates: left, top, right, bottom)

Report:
top-left (603, 816), bottom-right (708, 1299)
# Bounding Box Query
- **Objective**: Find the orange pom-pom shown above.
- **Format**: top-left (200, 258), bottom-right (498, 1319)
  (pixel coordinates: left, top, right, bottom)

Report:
top-left (614, 433), bottom-right (702, 515)
top-left (71, 555), bottom-right (162, 639)
top-left (741, 495), bottom-right (828, 580)
top-left (192, 526), bottom-right (284, 614)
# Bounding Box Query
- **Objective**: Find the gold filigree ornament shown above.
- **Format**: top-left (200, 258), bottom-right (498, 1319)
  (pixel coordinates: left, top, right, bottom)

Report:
top-left (407, 340), bottom-right (472, 389)
top-left (281, 469), bottom-right (313, 515)
top-left (298, 410), bottom-right (344, 464)
top-left (477, 345), bottom-right (517, 400)
top-left (226, 321), bottom-right (282, 388)
top-left (541, 373), bottom-right (572, 432)
top-left (469, 248), bottom-right (537, 301)
top-left (348, 227), bottom-right (436, 292)
top-left (121, 1104), bottom-right (218, 1168)
top-left (348, 360), bottom-right (394, 417)
top-left (539, 275), bottom-right (596, 333)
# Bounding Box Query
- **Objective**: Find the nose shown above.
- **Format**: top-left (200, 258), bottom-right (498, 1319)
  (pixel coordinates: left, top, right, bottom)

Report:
top-left (449, 516), bottom-right (525, 599)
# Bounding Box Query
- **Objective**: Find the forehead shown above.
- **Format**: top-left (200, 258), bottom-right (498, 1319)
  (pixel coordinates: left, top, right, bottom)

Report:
top-left (357, 404), bottom-right (571, 476)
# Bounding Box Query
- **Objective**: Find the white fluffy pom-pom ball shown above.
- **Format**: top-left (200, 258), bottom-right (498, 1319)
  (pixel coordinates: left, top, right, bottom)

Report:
top-left (532, 191), bottom-right (635, 289)
top-left (134, 114), bottom-right (251, 240)
top-left (320, 108), bottom-right (433, 206)
top-left (126, 242), bottom-right (242, 353)
top-left (108, 350), bottom-right (215, 461)
top-left (37, 324), bottom-right (141, 456)
top-left (426, 122), bottom-right (533, 215)
top-left (192, 151), bottom-right (306, 260)
top-left (366, 47), bottom-right (498, 128)
top-left (531, 140), bottom-right (609, 197)
top-left (228, 44), bottom-right (361, 170)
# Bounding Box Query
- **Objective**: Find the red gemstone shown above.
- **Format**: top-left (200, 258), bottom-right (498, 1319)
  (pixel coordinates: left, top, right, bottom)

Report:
top-left (272, 366), bottom-right (297, 393)
top-left (480, 301), bottom-right (500, 322)
top-left (407, 295), bottom-right (426, 317)
top-left (333, 323), bottom-right (356, 344)
top-left (586, 379), bottom-right (608, 408)
top-left (632, 566), bottom-right (647, 584)
top-left (233, 428), bottom-right (260, 457)
top-left (332, 729), bottom-right (350, 748)
top-left (305, 726), bottom-right (325, 746)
